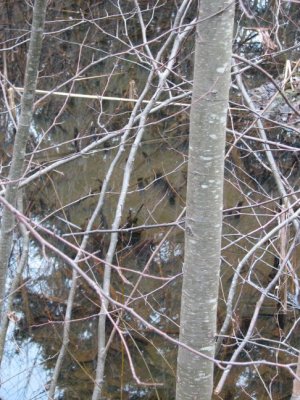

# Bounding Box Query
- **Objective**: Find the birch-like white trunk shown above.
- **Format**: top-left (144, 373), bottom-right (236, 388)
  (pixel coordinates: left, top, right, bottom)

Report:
top-left (176, 1), bottom-right (234, 399)
top-left (0, 0), bottom-right (47, 325)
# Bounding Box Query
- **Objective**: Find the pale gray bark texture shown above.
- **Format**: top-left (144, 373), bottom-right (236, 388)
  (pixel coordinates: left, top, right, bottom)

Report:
top-left (290, 352), bottom-right (300, 400)
top-left (0, 0), bottom-right (47, 319)
top-left (176, 1), bottom-right (235, 399)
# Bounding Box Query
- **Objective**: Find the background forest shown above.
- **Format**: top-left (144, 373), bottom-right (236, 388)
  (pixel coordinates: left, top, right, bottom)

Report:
top-left (0, 0), bottom-right (300, 399)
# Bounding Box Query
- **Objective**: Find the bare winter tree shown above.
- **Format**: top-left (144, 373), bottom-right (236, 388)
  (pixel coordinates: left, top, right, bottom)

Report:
top-left (0, 1), bottom-right (300, 399)
top-left (0, 0), bottom-right (47, 361)
top-left (175, 0), bottom-right (235, 399)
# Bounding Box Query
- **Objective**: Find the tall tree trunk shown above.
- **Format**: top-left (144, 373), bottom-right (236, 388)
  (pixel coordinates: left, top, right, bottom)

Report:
top-left (0, 0), bottom-right (47, 333)
top-left (176, 1), bottom-right (234, 399)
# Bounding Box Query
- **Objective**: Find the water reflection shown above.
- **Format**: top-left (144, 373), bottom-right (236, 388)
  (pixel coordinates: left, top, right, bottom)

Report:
top-left (1, 324), bottom-right (50, 400)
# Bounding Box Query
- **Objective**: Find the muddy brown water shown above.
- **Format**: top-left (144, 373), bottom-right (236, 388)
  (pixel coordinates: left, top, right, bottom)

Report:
top-left (5, 126), bottom-right (299, 399)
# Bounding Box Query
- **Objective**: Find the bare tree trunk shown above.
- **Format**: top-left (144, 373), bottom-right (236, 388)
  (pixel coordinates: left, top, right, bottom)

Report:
top-left (0, 0), bottom-right (47, 341)
top-left (0, 192), bottom-right (29, 361)
top-left (176, 1), bottom-right (235, 399)
top-left (291, 354), bottom-right (300, 400)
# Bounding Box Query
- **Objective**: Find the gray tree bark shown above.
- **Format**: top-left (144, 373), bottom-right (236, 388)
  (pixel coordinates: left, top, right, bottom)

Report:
top-left (0, 193), bottom-right (29, 362)
top-left (176, 1), bottom-right (235, 399)
top-left (0, 0), bottom-right (47, 323)
top-left (290, 351), bottom-right (300, 400)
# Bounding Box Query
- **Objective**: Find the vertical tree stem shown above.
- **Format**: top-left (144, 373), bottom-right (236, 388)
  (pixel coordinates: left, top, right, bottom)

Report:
top-left (176, 1), bottom-right (235, 399)
top-left (0, 0), bottom-right (47, 332)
